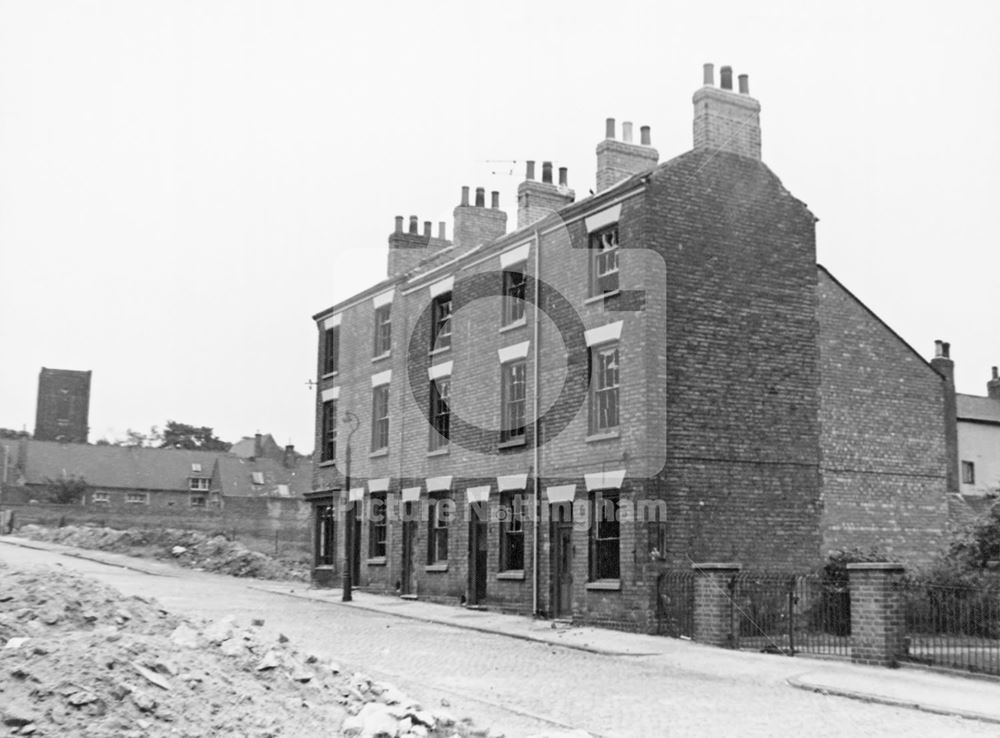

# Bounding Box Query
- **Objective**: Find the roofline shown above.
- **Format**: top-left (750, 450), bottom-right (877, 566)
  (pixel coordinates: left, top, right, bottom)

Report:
top-left (817, 264), bottom-right (944, 382)
top-left (957, 416), bottom-right (1000, 427)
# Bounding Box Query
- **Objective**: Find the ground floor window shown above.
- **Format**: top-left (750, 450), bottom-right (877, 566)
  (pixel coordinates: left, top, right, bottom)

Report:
top-left (589, 490), bottom-right (620, 580)
top-left (190, 494), bottom-right (206, 508)
top-left (499, 491), bottom-right (524, 571)
top-left (427, 494), bottom-right (450, 564)
top-left (316, 504), bottom-right (335, 566)
top-left (125, 493), bottom-right (149, 505)
top-left (368, 492), bottom-right (387, 558)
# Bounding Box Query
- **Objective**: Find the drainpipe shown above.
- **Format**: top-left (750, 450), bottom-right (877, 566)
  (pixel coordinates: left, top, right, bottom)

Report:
top-left (532, 227), bottom-right (541, 616)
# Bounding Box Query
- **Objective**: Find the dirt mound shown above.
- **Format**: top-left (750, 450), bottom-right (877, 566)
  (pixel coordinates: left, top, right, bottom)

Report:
top-left (15, 524), bottom-right (309, 581)
top-left (0, 562), bottom-right (500, 737)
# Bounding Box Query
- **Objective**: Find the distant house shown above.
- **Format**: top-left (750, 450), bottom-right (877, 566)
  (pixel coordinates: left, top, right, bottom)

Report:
top-left (230, 433), bottom-right (285, 462)
top-left (956, 368), bottom-right (1000, 496)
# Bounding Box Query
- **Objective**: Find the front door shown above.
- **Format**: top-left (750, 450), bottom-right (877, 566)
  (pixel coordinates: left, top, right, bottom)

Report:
top-left (551, 503), bottom-right (573, 618)
top-left (401, 501), bottom-right (416, 595)
top-left (468, 506), bottom-right (488, 605)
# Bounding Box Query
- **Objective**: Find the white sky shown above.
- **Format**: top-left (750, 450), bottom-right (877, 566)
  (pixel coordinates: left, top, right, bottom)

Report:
top-left (1, 0), bottom-right (998, 452)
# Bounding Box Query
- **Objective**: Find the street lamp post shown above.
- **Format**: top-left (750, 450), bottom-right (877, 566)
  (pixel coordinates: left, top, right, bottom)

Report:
top-left (341, 411), bottom-right (360, 602)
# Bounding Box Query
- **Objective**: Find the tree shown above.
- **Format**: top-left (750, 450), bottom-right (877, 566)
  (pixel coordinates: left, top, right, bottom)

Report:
top-left (159, 421), bottom-right (231, 452)
top-left (121, 426), bottom-right (161, 448)
top-left (948, 500), bottom-right (1000, 571)
top-left (0, 428), bottom-right (29, 440)
top-left (45, 475), bottom-right (89, 505)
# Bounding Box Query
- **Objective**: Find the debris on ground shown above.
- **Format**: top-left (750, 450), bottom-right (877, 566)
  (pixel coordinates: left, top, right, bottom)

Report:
top-left (14, 524), bottom-right (308, 581)
top-left (0, 561), bottom-right (504, 737)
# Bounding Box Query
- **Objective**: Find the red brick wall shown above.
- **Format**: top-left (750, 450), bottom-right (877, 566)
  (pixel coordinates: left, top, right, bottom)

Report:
top-left (817, 269), bottom-right (949, 567)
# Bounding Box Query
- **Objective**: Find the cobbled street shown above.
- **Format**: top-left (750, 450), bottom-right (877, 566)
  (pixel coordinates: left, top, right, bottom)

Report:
top-left (2, 542), bottom-right (995, 738)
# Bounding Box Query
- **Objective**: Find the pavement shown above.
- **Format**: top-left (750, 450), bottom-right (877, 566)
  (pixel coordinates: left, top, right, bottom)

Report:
top-left (5, 533), bottom-right (1000, 730)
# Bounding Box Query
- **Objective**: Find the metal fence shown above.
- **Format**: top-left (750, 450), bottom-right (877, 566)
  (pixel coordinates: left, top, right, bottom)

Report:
top-left (655, 570), bottom-right (694, 638)
top-left (903, 579), bottom-right (1000, 676)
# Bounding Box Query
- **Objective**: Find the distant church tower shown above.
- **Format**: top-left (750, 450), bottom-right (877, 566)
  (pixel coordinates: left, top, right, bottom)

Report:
top-left (34, 367), bottom-right (91, 443)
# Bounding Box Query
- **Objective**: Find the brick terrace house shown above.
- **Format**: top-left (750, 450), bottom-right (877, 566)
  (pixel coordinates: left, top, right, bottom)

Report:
top-left (307, 64), bottom-right (950, 630)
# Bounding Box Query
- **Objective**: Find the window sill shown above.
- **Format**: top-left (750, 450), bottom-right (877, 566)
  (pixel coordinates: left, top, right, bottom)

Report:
top-left (427, 447), bottom-right (450, 457)
top-left (318, 460), bottom-right (337, 468)
top-left (321, 371), bottom-right (338, 380)
top-left (585, 430), bottom-right (620, 444)
top-left (584, 289), bottom-right (621, 305)
top-left (366, 557), bottom-right (387, 566)
top-left (369, 449), bottom-right (389, 459)
top-left (496, 570), bottom-right (525, 581)
top-left (499, 319), bottom-right (527, 334)
top-left (428, 346), bottom-right (452, 357)
top-left (313, 564), bottom-right (336, 571)
top-left (371, 352), bottom-right (391, 363)
top-left (498, 437), bottom-right (526, 450)
top-left (586, 580), bottom-right (621, 591)
top-left (425, 563), bottom-right (449, 573)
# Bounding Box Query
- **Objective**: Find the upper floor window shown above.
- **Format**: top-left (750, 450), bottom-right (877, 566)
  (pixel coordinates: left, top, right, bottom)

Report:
top-left (502, 265), bottom-right (527, 326)
top-left (431, 293), bottom-right (453, 352)
top-left (961, 460), bottom-right (976, 485)
top-left (590, 226), bottom-right (619, 296)
top-left (321, 399), bottom-right (337, 463)
top-left (323, 326), bottom-right (340, 375)
top-left (373, 305), bottom-right (392, 357)
top-left (429, 378), bottom-right (450, 451)
top-left (590, 344), bottom-right (620, 433)
top-left (371, 384), bottom-right (390, 452)
top-left (589, 490), bottom-right (620, 581)
top-left (500, 359), bottom-right (526, 444)
top-left (189, 477), bottom-right (210, 492)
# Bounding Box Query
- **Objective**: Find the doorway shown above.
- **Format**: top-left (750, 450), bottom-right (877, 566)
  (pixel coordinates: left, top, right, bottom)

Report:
top-left (551, 502), bottom-right (573, 619)
top-left (468, 505), bottom-right (488, 606)
top-left (401, 501), bottom-right (417, 596)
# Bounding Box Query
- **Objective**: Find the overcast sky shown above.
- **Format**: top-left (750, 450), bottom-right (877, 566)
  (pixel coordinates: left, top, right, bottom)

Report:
top-left (1, 0), bottom-right (998, 452)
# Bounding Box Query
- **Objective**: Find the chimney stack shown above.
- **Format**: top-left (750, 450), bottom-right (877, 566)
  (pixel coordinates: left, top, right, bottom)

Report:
top-left (423, 221), bottom-right (432, 238)
top-left (408, 215), bottom-right (418, 234)
top-left (692, 62), bottom-right (762, 160)
top-left (595, 117), bottom-right (659, 193)
top-left (387, 211), bottom-right (451, 278)
top-left (453, 184), bottom-right (507, 255)
top-left (988, 366), bottom-right (1000, 401)
top-left (930, 339), bottom-right (959, 494)
top-left (283, 444), bottom-right (296, 469)
top-left (517, 161), bottom-right (575, 229)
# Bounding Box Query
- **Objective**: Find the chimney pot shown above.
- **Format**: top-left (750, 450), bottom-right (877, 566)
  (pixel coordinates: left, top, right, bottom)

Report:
top-left (993, 366), bottom-right (999, 380)
top-left (605, 117), bottom-right (616, 139)
top-left (394, 215), bottom-right (404, 234)
top-left (622, 121), bottom-right (633, 143)
top-left (738, 74), bottom-right (750, 94)
top-left (703, 63), bottom-right (715, 86)
top-left (423, 220), bottom-right (432, 238)
top-left (475, 187), bottom-right (485, 207)
top-left (438, 221), bottom-right (446, 240)
top-left (526, 160), bottom-right (535, 180)
top-left (943, 342), bottom-right (951, 359)
top-left (408, 215), bottom-right (418, 234)
top-left (491, 190), bottom-right (499, 209)
top-left (720, 66), bottom-right (733, 90)
top-left (460, 186), bottom-right (470, 206)
top-left (934, 340), bottom-right (944, 357)
top-left (558, 167), bottom-right (568, 187)
top-left (542, 161), bottom-right (553, 184)
top-left (640, 125), bottom-right (651, 145)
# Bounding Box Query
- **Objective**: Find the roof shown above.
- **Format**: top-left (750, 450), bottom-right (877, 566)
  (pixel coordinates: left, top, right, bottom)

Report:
top-left (213, 455), bottom-right (312, 498)
top-left (13, 440), bottom-right (220, 492)
top-left (230, 434), bottom-right (284, 461)
top-left (957, 394), bottom-right (1000, 424)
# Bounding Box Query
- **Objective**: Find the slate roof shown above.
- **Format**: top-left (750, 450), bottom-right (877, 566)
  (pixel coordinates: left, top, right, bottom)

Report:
top-left (213, 455), bottom-right (312, 498)
top-left (957, 394), bottom-right (1000, 424)
top-left (230, 434), bottom-right (284, 461)
top-left (12, 440), bottom-right (219, 492)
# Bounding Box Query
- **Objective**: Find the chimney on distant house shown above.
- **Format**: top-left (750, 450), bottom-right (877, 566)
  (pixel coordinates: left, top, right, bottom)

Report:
top-left (387, 213), bottom-right (452, 278)
top-left (692, 63), bottom-right (762, 160)
top-left (931, 340), bottom-right (959, 494)
top-left (595, 119), bottom-right (659, 193)
top-left (253, 433), bottom-right (263, 460)
top-left (517, 160), bottom-right (576, 228)
top-left (452, 186), bottom-right (507, 256)
top-left (988, 366), bottom-right (1000, 401)
top-left (283, 444), bottom-right (296, 469)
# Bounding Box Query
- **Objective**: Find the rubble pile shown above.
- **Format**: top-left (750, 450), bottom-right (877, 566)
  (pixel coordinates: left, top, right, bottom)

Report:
top-left (0, 563), bottom-right (502, 737)
top-left (15, 524), bottom-right (309, 581)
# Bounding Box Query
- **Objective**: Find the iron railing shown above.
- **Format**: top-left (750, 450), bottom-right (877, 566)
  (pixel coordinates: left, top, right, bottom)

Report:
top-left (655, 569), bottom-right (694, 638)
top-left (903, 579), bottom-right (1000, 676)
